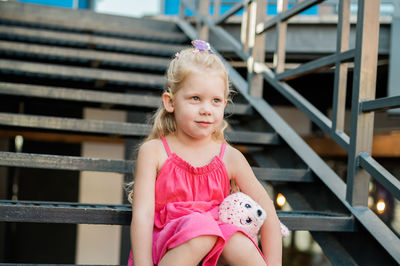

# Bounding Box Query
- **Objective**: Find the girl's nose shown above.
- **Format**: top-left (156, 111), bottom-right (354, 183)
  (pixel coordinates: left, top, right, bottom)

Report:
top-left (199, 103), bottom-right (212, 115)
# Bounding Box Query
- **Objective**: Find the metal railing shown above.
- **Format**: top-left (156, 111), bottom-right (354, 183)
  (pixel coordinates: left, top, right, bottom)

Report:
top-left (177, 0), bottom-right (400, 263)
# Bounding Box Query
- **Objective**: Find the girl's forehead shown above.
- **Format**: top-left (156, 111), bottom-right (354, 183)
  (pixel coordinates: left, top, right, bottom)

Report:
top-left (180, 72), bottom-right (226, 94)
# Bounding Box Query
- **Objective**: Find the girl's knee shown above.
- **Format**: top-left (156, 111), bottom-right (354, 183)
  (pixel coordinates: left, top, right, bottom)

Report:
top-left (186, 235), bottom-right (218, 252)
top-left (159, 235), bottom-right (218, 266)
top-left (221, 233), bottom-right (266, 266)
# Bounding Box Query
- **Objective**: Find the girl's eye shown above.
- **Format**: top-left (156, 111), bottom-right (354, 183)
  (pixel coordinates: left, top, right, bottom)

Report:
top-left (192, 96), bottom-right (200, 101)
top-left (213, 98), bottom-right (221, 103)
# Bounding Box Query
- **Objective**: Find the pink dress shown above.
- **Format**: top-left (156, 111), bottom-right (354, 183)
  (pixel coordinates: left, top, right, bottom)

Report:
top-left (128, 137), bottom-right (266, 265)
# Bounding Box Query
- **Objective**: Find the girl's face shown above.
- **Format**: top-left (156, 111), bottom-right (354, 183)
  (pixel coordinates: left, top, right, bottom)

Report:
top-left (163, 71), bottom-right (227, 141)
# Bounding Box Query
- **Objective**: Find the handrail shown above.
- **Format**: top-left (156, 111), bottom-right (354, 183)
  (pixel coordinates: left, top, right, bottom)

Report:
top-left (275, 49), bottom-right (355, 81)
top-left (360, 95), bottom-right (400, 112)
top-left (214, 0), bottom-right (253, 25)
top-left (359, 153), bottom-right (400, 201)
top-left (256, 0), bottom-right (326, 34)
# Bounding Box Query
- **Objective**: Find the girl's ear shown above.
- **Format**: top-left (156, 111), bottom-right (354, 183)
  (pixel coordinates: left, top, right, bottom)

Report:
top-left (162, 92), bottom-right (174, 113)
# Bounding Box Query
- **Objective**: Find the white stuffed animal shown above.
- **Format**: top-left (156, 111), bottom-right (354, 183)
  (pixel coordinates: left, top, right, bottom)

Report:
top-left (219, 192), bottom-right (289, 242)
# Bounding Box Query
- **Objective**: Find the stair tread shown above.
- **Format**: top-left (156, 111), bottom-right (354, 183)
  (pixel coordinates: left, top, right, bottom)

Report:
top-left (0, 152), bottom-right (308, 183)
top-left (0, 113), bottom-right (278, 144)
top-left (0, 59), bottom-right (165, 89)
top-left (0, 25), bottom-right (186, 56)
top-left (0, 82), bottom-right (253, 115)
top-left (0, 40), bottom-right (170, 71)
top-left (0, 2), bottom-right (186, 43)
top-left (0, 200), bottom-right (355, 231)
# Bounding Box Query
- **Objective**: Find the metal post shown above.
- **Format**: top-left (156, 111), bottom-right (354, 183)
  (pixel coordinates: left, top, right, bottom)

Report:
top-left (273, 0), bottom-right (288, 74)
top-left (179, 0), bottom-right (185, 19)
top-left (241, 0), bottom-right (252, 53)
top-left (198, 0), bottom-right (210, 41)
top-left (388, 0), bottom-right (400, 114)
top-left (346, 0), bottom-right (381, 206)
top-left (213, 0), bottom-right (221, 19)
top-left (249, 0), bottom-right (267, 98)
top-left (332, 0), bottom-right (350, 132)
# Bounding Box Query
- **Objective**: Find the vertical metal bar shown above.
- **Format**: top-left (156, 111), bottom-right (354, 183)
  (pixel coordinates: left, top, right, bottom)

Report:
top-left (198, 0), bottom-right (210, 40)
top-left (332, 0), bottom-right (350, 132)
top-left (241, 0), bottom-right (253, 53)
top-left (249, 0), bottom-right (267, 98)
top-left (346, 0), bottom-right (381, 207)
top-left (179, 0), bottom-right (186, 19)
top-left (273, 0), bottom-right (288, 74)
top-left (214, 0), bottom-right (221, 19)
top-left (388, 0), bottom-right (400, 115)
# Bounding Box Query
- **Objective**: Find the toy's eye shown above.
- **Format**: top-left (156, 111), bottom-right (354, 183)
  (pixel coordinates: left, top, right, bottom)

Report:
top-left (246, 218), bottom-right (252, 224)
top-left (245, 203), bottom-right (251, 208)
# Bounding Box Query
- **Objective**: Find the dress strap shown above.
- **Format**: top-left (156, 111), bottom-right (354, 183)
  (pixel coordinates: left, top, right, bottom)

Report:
top-left (161, 137), bottom-right (172, 157)
top-left (219, 142), bottom-right (226, 159)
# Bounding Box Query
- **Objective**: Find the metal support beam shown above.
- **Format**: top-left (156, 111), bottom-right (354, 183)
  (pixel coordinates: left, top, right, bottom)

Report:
top-left (388, 0), bottom-right (400, 114)
top-left (248, 0), bottom-right (266, 98)
top-left (273, 0), bottom-right (288, 74)
top-left (332, 0), bottom-right (350, 132)
top-left (361, 95), bottom-right (400, 112)
top-left (359, 153), bottom-right (400, 201)
top-left (346, 0), bottom-right (381, 207)
top-left (256, 0), bottom-right (325, 34)
top-left (214, 0), bottom-right (251, 25)
top-left (198, 0), bottom-right (210, 41)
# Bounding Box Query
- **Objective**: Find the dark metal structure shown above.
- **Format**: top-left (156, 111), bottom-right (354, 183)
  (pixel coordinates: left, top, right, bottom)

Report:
top-left (0, 1), bottom-right (399, 265)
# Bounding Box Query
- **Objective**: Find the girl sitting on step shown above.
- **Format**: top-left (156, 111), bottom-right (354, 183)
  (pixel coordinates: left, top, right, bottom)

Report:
top-left (127, 40), bottom-right (282, 266)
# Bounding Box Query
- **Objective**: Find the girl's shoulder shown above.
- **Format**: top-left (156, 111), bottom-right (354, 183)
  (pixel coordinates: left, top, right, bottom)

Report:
top-left (223, 143), bottom-right (248, 167)
top-left (138, 138), bottom-right (168, 170)
top-left (139, 138), bottom-right (165, 156)
top-left (223, 143), bottom-right (254, 181)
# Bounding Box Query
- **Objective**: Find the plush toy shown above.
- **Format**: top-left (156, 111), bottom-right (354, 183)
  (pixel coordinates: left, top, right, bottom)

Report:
top-left (218, 192), bottom-right (289, 242)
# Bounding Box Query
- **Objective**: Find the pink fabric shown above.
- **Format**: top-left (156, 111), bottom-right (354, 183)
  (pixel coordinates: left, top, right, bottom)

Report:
top-left (128, 137), bottom-right (266, 266)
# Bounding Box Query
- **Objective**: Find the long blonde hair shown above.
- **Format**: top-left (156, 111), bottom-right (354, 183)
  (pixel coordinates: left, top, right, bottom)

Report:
top-left (126, 46), bottom-right (232, 202)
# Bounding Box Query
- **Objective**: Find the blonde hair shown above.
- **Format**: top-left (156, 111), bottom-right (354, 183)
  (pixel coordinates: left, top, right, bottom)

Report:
top-left (126, 47), bottom-right (232, 203)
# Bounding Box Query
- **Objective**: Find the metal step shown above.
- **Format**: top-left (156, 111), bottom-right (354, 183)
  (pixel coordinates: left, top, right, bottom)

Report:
top-left (0, 152), bottom-right (311, 183)
top-left (0, 82), bottom-right (254, 115)
top-left (0, 59), bottom-right (165, 89)
top-left (0, 113), bottom-right (279, 145)
top-left (0, 25), bottom-right (185, 56)
top-left (0, 200), bottom-right (355, 231)
top-left (0, 40), bottom-right (170, 71)
top-left (0, 2), bottom-right (186, 43)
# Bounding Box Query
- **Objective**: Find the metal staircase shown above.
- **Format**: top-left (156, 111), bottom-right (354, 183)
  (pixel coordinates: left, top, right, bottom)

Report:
top-left (0, 1), bottom-right (399, 265)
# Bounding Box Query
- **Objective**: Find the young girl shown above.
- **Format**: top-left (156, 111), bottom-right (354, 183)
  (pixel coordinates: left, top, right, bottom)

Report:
top-left (128, 40), bottom-right (282, 266)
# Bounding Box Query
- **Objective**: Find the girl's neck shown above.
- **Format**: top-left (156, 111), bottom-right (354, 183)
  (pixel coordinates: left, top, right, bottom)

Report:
top-left (172, 132), bottom-right (215, 148)
top-left (166, 133), bottom-right (221, 168)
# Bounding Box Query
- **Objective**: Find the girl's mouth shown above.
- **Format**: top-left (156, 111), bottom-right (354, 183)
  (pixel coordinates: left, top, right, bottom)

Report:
top-left (196, 121), bottom-right (212, 127)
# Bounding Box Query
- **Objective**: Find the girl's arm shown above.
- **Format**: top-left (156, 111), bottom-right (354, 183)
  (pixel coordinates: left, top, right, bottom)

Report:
top-left (227, 147), bottom-right (283, 266)
top-left (131, 141), bottom-right (158, 266)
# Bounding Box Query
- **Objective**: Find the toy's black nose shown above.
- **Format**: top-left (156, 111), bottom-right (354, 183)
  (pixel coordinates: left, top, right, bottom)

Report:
top-left (257, 209), bottom-right (262, 217)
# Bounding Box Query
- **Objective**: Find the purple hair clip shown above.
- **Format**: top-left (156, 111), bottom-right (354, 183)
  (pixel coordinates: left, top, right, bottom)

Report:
top-left (191, 40), bottom-right (214, 54)
top-left (175, 52), bottom-right (180, 59)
